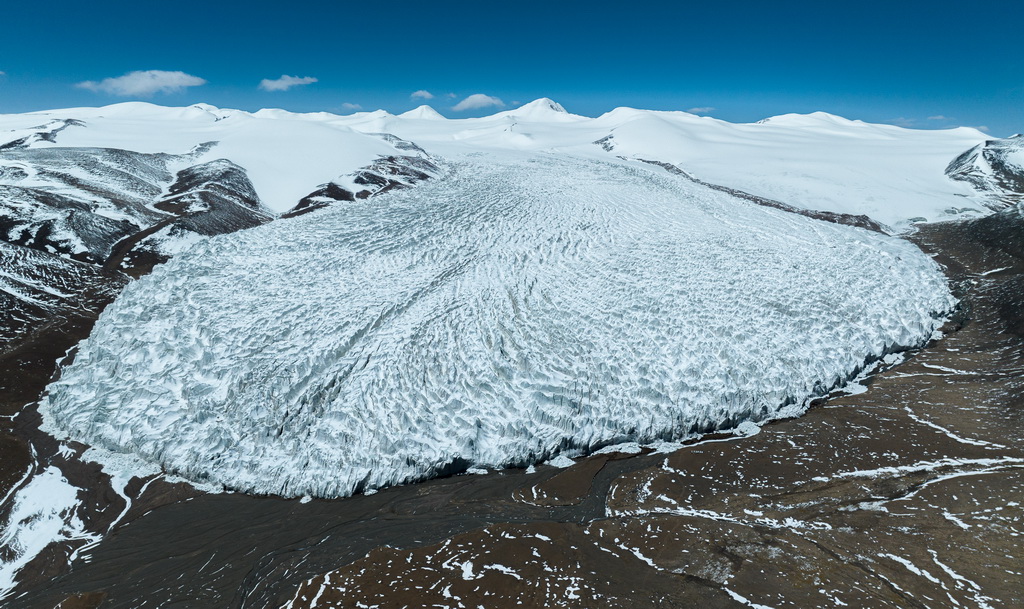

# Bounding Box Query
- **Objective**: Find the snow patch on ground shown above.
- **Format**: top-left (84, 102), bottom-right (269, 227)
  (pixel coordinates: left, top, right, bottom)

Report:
top-left (0, 468), bottom-right (97, 601)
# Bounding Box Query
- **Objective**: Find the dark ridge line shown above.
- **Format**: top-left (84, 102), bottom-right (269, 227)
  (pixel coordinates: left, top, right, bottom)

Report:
top-left (635, 158), bottom-right (889, 234)
top-left (0, 119), bottom-right (85, 151)
top-left (282, 155), bottom-right (441, 219)
top-left (102, 216), bottom-right (178, 274)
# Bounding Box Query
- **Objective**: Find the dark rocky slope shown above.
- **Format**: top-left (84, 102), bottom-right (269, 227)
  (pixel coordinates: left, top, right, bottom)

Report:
top-left (0, 144), bottom-right (273, 347)
top-left (946, 134), bottom-right (1024, 205)
top-left (283, 138), bottom-right (440, 219)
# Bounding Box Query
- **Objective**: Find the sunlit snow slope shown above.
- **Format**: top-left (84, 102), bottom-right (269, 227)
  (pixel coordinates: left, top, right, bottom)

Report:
top-left (1, 99), bottom-right (993, 227)
top-left (41, 154), bottom-right (953, 497)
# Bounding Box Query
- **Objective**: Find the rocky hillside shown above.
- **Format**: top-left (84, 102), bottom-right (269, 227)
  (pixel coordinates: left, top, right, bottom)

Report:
top-left (946, 134), bottom-right (1024, 205)
top-left (0, 138), bottom-right (274, 352)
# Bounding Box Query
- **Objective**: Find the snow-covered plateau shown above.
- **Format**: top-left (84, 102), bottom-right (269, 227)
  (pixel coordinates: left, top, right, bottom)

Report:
top-left (40, 152), bottom-right (954, 498)
top-left (0, 99), bottom-right (997, 226)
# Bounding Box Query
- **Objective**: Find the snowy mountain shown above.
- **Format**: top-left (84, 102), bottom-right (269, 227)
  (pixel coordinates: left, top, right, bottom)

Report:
top-left (491, 98), bottom-right (576, 121)
top-left (0, 102), bottom-right (406, 212)
top-left (0, 127), bottom-right (275, 268)
top-left (399, 105), bottom-right (446, 120)
top-left (0, 99), bottom-right (998, 226)
top-left (40, 154), bottom-right (954, 498)
top-left (117, 158), bottom-right (273, 273)
top-left (576, 110), bottom-right (992, 228)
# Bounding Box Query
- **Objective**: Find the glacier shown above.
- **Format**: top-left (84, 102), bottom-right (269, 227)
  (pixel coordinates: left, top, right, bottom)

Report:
top-left (40, 153), bottom-right (954, 498)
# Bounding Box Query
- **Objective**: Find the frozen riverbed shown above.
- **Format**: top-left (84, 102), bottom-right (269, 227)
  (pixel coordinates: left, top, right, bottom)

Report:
top-left (41, 154), bottom-right (953, 498)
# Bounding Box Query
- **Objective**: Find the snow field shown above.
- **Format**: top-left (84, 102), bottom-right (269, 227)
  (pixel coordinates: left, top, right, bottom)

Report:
top-left (3, 100), bottom-right (991, 227)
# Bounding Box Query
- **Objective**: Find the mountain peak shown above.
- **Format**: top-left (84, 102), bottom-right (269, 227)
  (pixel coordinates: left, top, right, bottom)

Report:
top-left (400, 105), bottom-right (445, 120)
top-left (517, 98), bottom-right (567, 114)
top-left (490, 98), bottom-right (579, 122)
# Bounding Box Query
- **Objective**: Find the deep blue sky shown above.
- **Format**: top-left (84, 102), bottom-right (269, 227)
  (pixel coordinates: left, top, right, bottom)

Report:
top-left (1, 0), bottom-right (1020, 135)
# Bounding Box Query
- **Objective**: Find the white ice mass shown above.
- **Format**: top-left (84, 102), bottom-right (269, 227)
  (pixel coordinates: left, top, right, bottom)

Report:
top-left (40, 152), bottom-right (954, 497)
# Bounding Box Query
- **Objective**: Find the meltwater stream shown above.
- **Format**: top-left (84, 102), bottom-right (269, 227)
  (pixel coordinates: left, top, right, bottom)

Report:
top-left (41, 154), bottom-right (953, 497)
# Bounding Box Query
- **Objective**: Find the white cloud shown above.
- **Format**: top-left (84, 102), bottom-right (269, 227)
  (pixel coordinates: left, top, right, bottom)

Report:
top-left (973, 125), bottom-right (990, 133)
top-left (0, 71), bottom-right (6, 77)
top-left (258, 75), bottom-right (318, 92)
top-left (340, 102), bottom-right (362, 111)
top-left (411, 90), bottom-right (434, 100)
top-left (687, 106), bottom-right (716, 114)
top-left (446, 92), bottom-right (457, 99)
top-left (927, 115), bottom-right (950, 121)
top-left (76, 70), bottom-right (206, 96)
top-left (452, 93), bottom-right (505, 112)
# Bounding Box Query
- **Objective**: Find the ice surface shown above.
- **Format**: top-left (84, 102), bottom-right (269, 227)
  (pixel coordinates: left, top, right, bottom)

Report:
top-left (41, 154), bottom-right (953, 498)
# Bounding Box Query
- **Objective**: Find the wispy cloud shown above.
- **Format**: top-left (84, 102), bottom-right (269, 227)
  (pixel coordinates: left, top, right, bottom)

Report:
top-left (927, 115), bottom-right (951, 121)
top-left (411, 90), bottom-right (434, 100)
top-left (687, 106), bottom-right (715, 115)
top-left (340, 102), bottom-right (362, 111)
top-left (259, 75), bottom-right (318, 92)
top-left (973, 125), bottom-right (990, 133)
top-left (452, 93), bottom-right (505, 112)
top-left (76, 70), bottom-right (206, 96)
top-left (0, 71), bottom-right (6, 77)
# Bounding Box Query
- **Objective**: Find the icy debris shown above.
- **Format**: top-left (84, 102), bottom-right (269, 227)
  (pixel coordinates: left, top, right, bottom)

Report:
top-left (545, 456), bottom-right (578, 469)
top-left (649, 441), bottom-right (686, 455)
top-left (41, 154), bottom-right (953, 498)
top-left (594, 442), bottom-right (643, 455)
top-left (733, 421), bottom-right (761, 437)
top-left (942, 511), bottom-right (970, 530)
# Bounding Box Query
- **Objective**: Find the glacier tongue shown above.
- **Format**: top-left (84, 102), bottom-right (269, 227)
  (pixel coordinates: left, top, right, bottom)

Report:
top-left (40, 154), bottom-right (954, 498)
